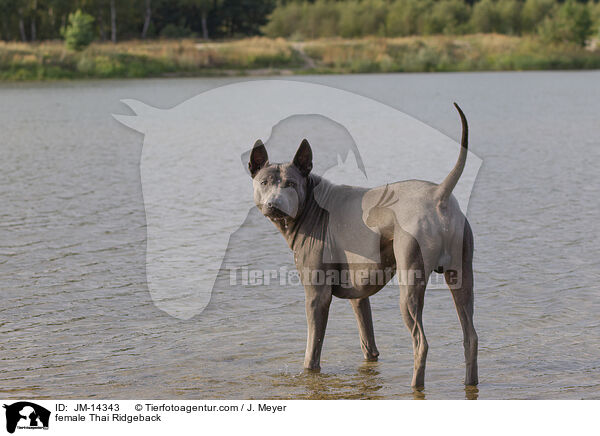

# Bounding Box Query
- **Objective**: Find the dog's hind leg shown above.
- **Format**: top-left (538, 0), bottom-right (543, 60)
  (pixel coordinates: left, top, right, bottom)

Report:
top-left (398, 281), bottom-right (428, 389)
top-left (350, 297), bottom-right (379, 361)
top-left (395, 235), bottom-right (430, 389)
top-left (445, 221), bottom-right (478, 386)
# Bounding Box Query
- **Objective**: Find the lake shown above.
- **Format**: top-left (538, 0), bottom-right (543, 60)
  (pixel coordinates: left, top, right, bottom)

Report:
top-left (1, 72), bottom-right (599, 399)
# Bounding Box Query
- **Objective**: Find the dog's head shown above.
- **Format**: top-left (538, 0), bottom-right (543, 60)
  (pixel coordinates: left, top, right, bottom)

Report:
top-left (248, 138), bottom-right (313, 222)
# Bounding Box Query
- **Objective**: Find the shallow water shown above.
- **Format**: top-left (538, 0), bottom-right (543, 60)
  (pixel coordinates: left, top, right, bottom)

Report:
top-left (1, 72), bottom-right (599, 399)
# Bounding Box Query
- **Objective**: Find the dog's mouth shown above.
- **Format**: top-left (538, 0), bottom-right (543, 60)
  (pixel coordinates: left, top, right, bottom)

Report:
top-left (263, 206), bottom-right (289, 221)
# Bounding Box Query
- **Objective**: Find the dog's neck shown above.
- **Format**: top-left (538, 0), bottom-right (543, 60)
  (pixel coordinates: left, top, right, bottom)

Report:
top-left (272, 173), bottom-right (331, 252)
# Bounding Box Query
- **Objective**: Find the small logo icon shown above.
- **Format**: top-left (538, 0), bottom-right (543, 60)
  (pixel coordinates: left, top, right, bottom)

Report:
top-left (3, 402), bottom-right (50, 434)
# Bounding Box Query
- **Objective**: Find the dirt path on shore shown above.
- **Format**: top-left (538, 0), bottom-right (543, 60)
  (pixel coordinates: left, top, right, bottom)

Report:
top-left (193, 41), bottom-right (316, 76)
top-left (291, 42), bottom-right (317, 69)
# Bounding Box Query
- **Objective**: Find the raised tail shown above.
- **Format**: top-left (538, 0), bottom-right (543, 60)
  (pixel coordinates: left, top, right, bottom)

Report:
top-left (435, 102), bottom-right (468, 203)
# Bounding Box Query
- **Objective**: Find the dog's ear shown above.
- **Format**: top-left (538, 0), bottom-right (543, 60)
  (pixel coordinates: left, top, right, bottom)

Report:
top-left (249, 139), bottom-right (268, 178)
top-left (293, 139), bottom-right (313, 177)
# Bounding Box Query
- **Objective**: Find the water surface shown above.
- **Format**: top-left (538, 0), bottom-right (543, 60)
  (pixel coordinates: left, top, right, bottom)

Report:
top-left (1, 72), bottom-right (599, 399)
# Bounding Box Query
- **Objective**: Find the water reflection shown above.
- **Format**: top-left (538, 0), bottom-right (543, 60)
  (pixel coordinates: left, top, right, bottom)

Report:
top-left (465, 386), bottom-right (479, 400)
top-left (272, 362), bottom-right (385, 399)
top-left (411, 387), bottom-right (426, 400)
top-left (271, 367), bottom-right (481, 400)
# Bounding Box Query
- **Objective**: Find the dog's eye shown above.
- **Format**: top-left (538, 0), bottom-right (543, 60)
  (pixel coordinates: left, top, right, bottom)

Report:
top-left (261, 180), bottom-right (268, 185)
top-left (284, 180), bottom-right (296, 188)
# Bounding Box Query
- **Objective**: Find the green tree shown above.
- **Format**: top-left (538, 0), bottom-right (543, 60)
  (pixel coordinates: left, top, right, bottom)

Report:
top-left (592, 1), bottom-right (600, 39)
top-left (110, 0), bottom-right (116, 42)
top-left (538, 0), bottom-right (593, 46)
top-left (470, 0), bottom-right (502, 33)
top-left (521, 0), bottom-right (555, 33)
top-left (338, 0), bottom-right (388, 38)
top-left (181, 0), bottom-right (216, 39)
top-left (423, 0), bottom-right (472, 35)
top-left (45, 0), bottom-right (74, 40)
top-left (387, 0), bottom-right (433, 36)
top-left (497, 0), bottom-right (522, 35)
top-left (16, 0), bottom-right (27, 41)
top-left (62, 9), bottom-right (95, 50)
top-left (0, 0), bottom-right (16, 40)
top-left (302, 0), bottom-right (340, 38)
top-left (142, 0), bottom-right (152, 38)
top-left (263, 1), bottom-right (303, 38)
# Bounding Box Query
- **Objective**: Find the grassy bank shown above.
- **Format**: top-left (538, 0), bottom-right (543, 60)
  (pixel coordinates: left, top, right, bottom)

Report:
top-left (1, 34), bottom-right (599, 81)
top-left (0, 38), bottom-right (304, 80)
top-left (303, 34), bottom-right (600, 72)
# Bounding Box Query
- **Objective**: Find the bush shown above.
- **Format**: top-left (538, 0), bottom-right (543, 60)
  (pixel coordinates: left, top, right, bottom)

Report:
top-left (62, 10), bottom-right (95, 51)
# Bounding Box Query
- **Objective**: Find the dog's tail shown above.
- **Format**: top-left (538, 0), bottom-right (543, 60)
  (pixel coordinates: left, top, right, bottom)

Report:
top-left (435, 102), bottom-right (468, 204)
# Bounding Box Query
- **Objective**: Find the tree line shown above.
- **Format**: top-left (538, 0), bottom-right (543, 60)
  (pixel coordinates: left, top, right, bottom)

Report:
top-left (0, 0), bottom-right (276, 42)
top-left (1, 0), bottom-right (599, 46)
top-left (266, 0), bottom-right (600, 46)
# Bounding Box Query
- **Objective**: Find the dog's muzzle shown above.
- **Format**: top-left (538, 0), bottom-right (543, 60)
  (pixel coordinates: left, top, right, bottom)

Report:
top-left (263, 203), bottom-right (289, 220)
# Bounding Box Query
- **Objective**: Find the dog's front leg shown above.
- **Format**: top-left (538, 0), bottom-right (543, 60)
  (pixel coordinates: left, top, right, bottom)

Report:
top-left (303, 285), bottom-right (332, 371)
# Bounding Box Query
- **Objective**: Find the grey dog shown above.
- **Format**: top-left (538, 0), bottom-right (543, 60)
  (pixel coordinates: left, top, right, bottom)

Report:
top-left (248, 103), bottom-right (477, 388)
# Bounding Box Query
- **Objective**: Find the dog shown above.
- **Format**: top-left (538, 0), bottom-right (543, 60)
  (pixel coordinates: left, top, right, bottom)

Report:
top-left (247, 103), bottom-right (478, 388)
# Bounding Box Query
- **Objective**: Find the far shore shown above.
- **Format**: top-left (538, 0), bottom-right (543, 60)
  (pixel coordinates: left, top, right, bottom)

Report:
top-left (1, 34), bottom-right (600, 81)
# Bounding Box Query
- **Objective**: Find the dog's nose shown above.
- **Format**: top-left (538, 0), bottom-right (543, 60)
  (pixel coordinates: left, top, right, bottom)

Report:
top-left (267, 200), bottom-right (282, 210)
top-left (264, 201), bottom-right (286, 218)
